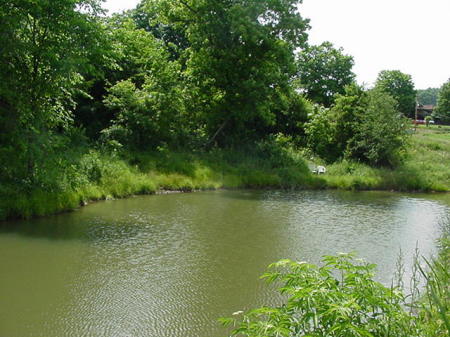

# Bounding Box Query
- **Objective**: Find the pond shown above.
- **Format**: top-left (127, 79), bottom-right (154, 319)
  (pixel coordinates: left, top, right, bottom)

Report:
top-left (0, 190), bottom-right (449, 337)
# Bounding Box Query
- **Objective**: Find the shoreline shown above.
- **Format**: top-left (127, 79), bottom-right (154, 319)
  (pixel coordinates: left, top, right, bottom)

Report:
top-left (2, 183), bottom-right (449, 223)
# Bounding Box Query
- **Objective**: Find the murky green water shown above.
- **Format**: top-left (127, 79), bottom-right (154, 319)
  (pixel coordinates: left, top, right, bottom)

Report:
top-left (1, 190), bottom-right (449, 337)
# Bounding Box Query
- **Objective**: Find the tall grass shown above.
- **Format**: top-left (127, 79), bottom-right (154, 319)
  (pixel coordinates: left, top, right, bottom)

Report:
top-left (416, 216), bottom-right (450, 336)
top-left (0, 141), bottom-right (324, 220)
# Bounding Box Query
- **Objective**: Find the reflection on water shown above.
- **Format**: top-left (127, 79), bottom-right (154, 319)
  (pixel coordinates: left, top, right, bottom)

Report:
top-left (0, 190), bottom-right (448, 337)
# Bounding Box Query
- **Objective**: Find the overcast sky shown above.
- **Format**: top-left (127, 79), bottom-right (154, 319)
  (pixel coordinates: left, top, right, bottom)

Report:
top-left (103, 0), bottom-right (450, 89)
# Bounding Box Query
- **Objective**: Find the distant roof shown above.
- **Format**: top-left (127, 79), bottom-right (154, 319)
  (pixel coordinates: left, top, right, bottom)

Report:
top-left (418, 104), bottom-right (435, 111)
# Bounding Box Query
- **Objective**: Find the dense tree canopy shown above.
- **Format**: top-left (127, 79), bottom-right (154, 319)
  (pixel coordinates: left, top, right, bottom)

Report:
top-left (346, 87), bottom-right (408, 166)
top-left (375, 70), bottom-right (416, 118)
top-left (102, 18), bottom-right (189, 149)
top-left (147, 0), bottom-right (311, 146)
top-left (296, 42), bottom-right (356, 107)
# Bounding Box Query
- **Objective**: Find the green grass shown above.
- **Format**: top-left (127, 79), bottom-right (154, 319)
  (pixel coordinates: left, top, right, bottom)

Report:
top-left (322, 125), bottom-right (450, 192)
top-left (0, 145), bottom-right (325, 220)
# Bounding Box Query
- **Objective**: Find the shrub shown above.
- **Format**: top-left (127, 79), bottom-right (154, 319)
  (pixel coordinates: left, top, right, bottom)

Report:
top-left (304, 104), bottom-right (339, 162)
top-left (346, 88), bottom-right (410, 166)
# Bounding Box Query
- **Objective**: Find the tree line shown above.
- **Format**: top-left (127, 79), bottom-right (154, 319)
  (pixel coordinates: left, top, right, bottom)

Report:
top-left (1, 0), bottom-right (450, 190)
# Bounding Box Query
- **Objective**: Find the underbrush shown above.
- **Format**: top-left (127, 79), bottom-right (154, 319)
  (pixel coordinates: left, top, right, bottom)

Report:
top-left (1, 126), bottom-right (448, 221)
top-left (0, 151), bottom-right (157, 220)
top-left (418, 217), bottom-right (450, 336)
top-left (0, 140), bottom-right (324, 220)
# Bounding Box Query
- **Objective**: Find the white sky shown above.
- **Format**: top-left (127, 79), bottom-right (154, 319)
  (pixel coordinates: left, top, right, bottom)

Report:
top-left (103, 0), bottom-right (450, 89)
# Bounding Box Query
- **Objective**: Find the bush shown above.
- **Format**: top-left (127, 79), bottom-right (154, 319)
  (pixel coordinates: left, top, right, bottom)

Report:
top-left (304, 104), bottom-right (339, 162)
top-left (346, 87), bottom-right (409, 166)
top-left (305, 85), bottom-right (409, 167)
top-left (304, 84), bottom-right (368, 163)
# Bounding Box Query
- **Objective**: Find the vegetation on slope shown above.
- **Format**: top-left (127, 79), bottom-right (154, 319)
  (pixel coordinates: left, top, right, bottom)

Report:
top-left (322, 125), bottom-right (450, 192)
top-left (1, 125), bottom-right (448, 221)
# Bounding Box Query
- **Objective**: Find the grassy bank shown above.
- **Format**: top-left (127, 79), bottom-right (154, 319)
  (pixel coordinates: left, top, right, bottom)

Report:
top-left (1, 125), bottom-right (449, 221)
top-left (0, 143), bottom-right (324, 221)
top-left (322, 124), bottom-right (450, 191)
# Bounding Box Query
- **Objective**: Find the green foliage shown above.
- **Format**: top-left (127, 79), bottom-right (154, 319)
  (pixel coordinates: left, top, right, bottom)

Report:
top-left (346, 87), bottom-right (409, 166)
top-left (1, 0), bottom-right (448, 223)
top-left (222, 227), bottom-right (450, 337)
top-left (322, 125), bottom-right (450, 192)
top-left (131, 1), bottom-right (189, 60)
top-left (434, 79), bottom-right (450, 123)
top-left (1, 124), bottom-right (449, 220)
top-left (0, 0), bottom-right (105, 185)
top-left (331, 85), bottom-right (368, 156)
top-left (375, 70), bottom-right (416, 118)
top-left (0, 142), bottom-right (323, 220)
top-left (101, 18), bottom-right (190, 149)
top-left (305, 105), bottom-right (338, 162)
top-left (272, 90), bottom-right (314, 145)
top-left (305, 85), bottom-right (408, 166)
top-left (417, 87), bottom-right (439, 106)
top-left (223, 253), bottom-right (416, 337)
top-left (304, 84), bottom-right (368, 164)
top-left (419, 253), bottom-right (450, 337)
top-left (151, 0), bottom-right (310, 145)
top-left (296, 42), bottom-right (356, 107)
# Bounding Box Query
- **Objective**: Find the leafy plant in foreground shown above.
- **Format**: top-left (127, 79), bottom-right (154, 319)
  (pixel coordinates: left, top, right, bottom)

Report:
top-left (221, 253), bottom-right (417, 337)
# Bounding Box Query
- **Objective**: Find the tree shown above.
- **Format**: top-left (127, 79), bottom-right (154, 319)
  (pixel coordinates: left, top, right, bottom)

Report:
top-left (101, 19), bottom-right (189, 149)
top-left (272, 89), bottom-right (314, 145)
top-left (305, 85), bottom-right (409, 166)
top-left (433, 79), bottom-right (450, 123)
top-left (375, 70), bottom-right (416, 118)
top-left (305, 84), bottom-right (367, 163)
top-left (149, 0), bottom-right (311, 146)
top-left (347, 87), bottom-right (409, 166)
top-left (131, 1), bottom-right (189, 61)
top-left (417, 87), bottom-right (439, 106)
top-left (0, 0), bottom-right (104, 183)
top-left (304, 104), bottom-right (337, 162)
top-left (296, 42), bottom-right (356, 107)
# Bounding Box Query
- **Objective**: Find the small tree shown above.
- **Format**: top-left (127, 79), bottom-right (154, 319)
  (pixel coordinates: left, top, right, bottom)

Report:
top-left (433, 79), bottom-right (450, 123)
top-left (417, 87), bottom-right (439, 105)
top-left (304, 105), bottom-right (339, 162)
top-left (375, 70), bottom-right (416, 118)
top-left (304, 85), bottom-right (408, 166)
top-left (346, 87), bottom-right (409, 167)
top-left (0, 0), bottom-right (104, 184)
top-left (296, 42), bottom-right (356, 107)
